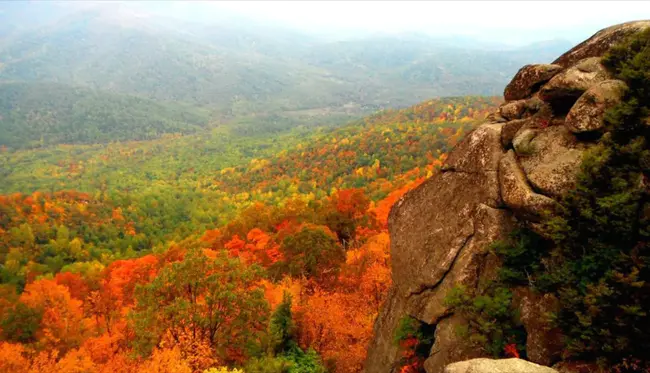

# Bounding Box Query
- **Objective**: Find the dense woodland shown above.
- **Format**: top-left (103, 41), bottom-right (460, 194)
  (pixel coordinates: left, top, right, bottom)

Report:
top-left (3, 3), bottom-right (647, 373)
top-left (0, 96), bottom-right (499, 373)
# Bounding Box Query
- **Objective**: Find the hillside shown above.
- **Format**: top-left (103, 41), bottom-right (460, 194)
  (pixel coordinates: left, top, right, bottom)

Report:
top-left (5, 3), bottom-right (642, 373)
top-left (0, 2), bottom-right (568, 122)
top-left (0, 82), bottom-right (212, 149)
top-left (0, 96), bottom-right (499, 235)
top-left (0, 95), bottom-right (501, 372)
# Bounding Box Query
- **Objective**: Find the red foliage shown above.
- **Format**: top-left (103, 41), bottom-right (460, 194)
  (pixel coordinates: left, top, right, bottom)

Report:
top-left (504, 343), bottom-right (520, 358)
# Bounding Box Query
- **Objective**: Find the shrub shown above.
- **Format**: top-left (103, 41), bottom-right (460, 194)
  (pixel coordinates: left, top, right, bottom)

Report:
top-left (444, 285), bottom-right (526, 358)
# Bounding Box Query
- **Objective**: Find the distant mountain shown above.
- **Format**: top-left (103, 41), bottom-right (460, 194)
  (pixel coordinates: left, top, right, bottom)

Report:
top-left (0, 1), bottom-right (572, 141)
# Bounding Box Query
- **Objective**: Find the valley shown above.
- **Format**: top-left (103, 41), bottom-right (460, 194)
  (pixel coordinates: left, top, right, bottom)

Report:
top-left (1, 2), bottom-right (647, 373)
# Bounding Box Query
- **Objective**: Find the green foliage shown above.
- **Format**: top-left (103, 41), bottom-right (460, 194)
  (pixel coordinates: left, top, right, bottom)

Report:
top-left (282, 345), bottom-right (327, 373)
top-left (394, 316), bottom-right (426, 346)
top-left (247, 290), bottom-right (326, 373)
top-left (483, 29), bottom-right (650, 368)
top-left (0, 97), bottom-right (498, 291)
top-left (269, 292), bottom-right (296, 355)
top-left (274, 226), bottom-right (344, 282)
top-left (537, 28), bottom-right (650, 365)
top-left (0, 82), bottom-right (212, 149)
top-left (444, 285), bottom-right (526, 358)
top-left (393, 316), bottom-right (435, 359)
top-left (491, 227), bottom-right (551, 287)
top-left (0, 302), bottom-right (43, 343)
top-left (130, 249), bottom-right (270, 361)
top-left (244, 346), bottom-right (326, 373)
top-left (244, 356), bottom-right (293, 373)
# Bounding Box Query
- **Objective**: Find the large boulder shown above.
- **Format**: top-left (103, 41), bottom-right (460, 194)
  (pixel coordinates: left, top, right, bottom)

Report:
top-left (553, 21), bottom-right (650, 67)
top-left (366, 123), bottom-right (512, 373)
top-left (501, 118), bottom-right (529, 148)
top-left (539, 58), bottom-right (610, 112)
top-left (365, 21), bottom-right (650, 373)
top-left (364, 288), bottom-right (408, 373)
top-left (513, 288), bottom-right (564, 366)
top-left (423, 315), bottom-right (485, 373)
top-left (512, 127), bottom-right (539, 156)
top-left (442, 124), bottom-right (506, 174)
top-left (498, 150), bottom-right (557, 220)
top-left (504, 64), bottom-right (563, 101)
top-left (516, 125), bottom-right (587, 198)
top-left (444, 358), bottom-right (559, 373)
top-left (405, 204), bottom-right (514, 324)
top-left (394, 124), bottom-right (505, 296)
top-left (499, 100), bottom-right (528, 121)
top-left (565, 79), bottom-right (627, 133)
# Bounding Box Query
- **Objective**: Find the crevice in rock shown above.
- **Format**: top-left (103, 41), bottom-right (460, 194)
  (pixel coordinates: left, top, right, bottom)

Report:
top-left (529, 79), bottom-right (557, 98)
top-left (441, 167), bottom-right (496, 175)
top-left (425, 314), bottom-right (452, 359)
top-left (546, 93), bottom-right (581, 116)
top-left (573, 130), bottom-right (603, 143)
top-left (408, 230), bottom-right (476, 297)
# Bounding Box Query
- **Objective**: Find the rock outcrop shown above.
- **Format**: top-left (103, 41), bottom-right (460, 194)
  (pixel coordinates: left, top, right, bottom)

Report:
top-left (365, 21), bottom-right (650, 373)
top-left (565, 79), bottom-right (627, 133)
top-left (512, 288), bottom-right (564, 366)
top-left (444, 358), bottom-right (559, 373)
top-left (504, 64), bottom-right (563, 101)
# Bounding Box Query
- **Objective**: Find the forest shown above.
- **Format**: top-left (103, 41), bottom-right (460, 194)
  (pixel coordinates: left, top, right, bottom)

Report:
top-left (0, 96), bottom-right (500, 372)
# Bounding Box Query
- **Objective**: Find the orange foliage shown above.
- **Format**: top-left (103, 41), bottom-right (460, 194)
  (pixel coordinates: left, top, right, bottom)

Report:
top-left (372, 178), bottom-right (426, 229)
top-left (298, 290), bottom-right (372, 373)
top-left (0, 342), bottom-right (29, 373)
top-left (55, 348), bottom-right (97, 373)
top-left (104, 255), bottom-right (159, 306)
top-left (296, 231), bottom-right (391, 373)
top-left (19, 279), bottom-right (87, 352)
top-left (136, 347), bottom-right (192, 373)
top-left (225, 230), bottom-right (283, 266)
top-left (161, 329), bottom-right (216, 372)
top-left (0, 97), bottom-right (495, 373)
top-left (54, 272), bottom-right (90, 301)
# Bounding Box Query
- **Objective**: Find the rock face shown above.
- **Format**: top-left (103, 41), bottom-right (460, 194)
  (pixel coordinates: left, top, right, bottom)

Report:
top-left (565, 79), bottom-right (627, 133)
top-left (504, 64), bottom-right (563, 101)
top-left (553, 21), bottom-right (650, 67)
top-left (498, 151), bottom-right (557, 220)
top-left (539, 57), bottom-right (611, 112)
top-left (444, 358), bottom-right (559, 373)
top-left (364, 21), bottom-right (650, 373)
top-left (513, 288), bottom-right (564, 366)
top-left (516, 125), bottom-right (587, 198)
top-left (423, 315), bottom-right (484, 373)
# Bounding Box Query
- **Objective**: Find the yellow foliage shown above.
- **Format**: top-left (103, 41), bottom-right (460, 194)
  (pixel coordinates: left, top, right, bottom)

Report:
top-left (137, 347), bottom-right (192, 373)
top-left (203, 367), bottom-right (244, 373)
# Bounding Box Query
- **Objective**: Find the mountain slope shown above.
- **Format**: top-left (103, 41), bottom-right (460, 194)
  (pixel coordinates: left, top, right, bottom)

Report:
top-left (0, 82), bottom-right (211, 148)
top-left (0, 2), bottom-right (570, 120)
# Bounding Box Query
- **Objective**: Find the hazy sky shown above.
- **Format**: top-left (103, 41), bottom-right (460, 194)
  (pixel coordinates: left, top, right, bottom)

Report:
top-left (209, 1), bottom-right (650, 45)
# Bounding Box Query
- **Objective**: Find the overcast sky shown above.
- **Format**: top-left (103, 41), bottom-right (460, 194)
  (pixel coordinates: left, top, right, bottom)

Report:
top-left (207, 1), bottom-right (650, 45)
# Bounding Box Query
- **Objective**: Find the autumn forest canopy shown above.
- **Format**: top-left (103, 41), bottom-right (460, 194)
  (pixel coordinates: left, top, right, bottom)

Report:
top-left (3, 2), bottom-right (646, 373)
top-left (0, 3), bottom-right (517, 371)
